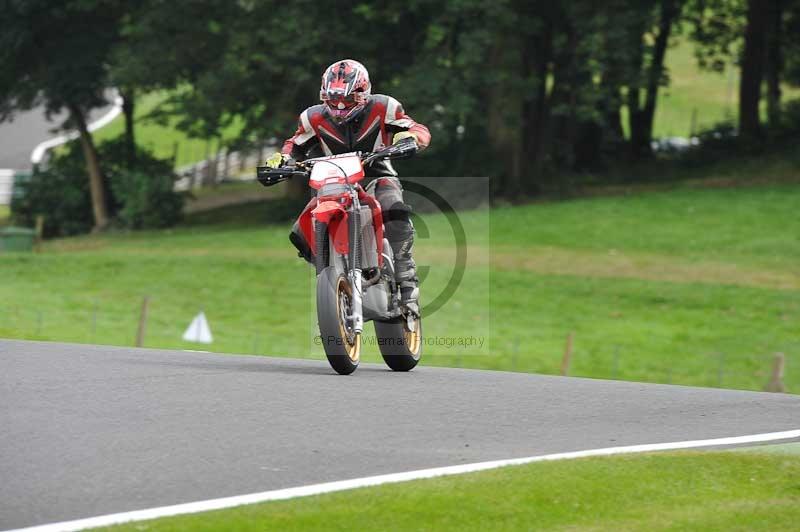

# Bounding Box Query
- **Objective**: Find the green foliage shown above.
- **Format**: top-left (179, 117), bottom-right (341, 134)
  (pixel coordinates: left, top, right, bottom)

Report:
top-left (97, 138), bottom-right (184, 230)
top-left (103, 140), bottom-right (183, 229)
top-left (111, 169), bottom-right (182, 229)
top-left (11, 146), bottom-right (98, 237)
top-left (686, 0), bottom-right (746, 72)
top-left (11, 138), bottom-right (182, 236)
top-left (785, 4), bottom-right (800, 85)
top-left (0, 0), bottom-right (123, 122)
top-left (5, 0), bottom-right (800, 203)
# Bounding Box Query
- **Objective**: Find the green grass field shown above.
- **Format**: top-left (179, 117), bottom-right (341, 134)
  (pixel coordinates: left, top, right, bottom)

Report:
top-left (100, 450), bottom-right (800, 531)
top-left (2, 175), bottom-right (798, 391)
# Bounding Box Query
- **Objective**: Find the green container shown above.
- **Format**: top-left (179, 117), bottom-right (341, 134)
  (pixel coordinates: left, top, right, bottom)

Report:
top-left (0, 226), bottom-right (36, 252)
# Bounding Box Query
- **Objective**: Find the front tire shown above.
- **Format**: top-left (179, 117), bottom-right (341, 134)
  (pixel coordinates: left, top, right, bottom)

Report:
top-left (317, 266), bottom-right (360, 375)
top-left (374, 316), bottom-right (422, 371)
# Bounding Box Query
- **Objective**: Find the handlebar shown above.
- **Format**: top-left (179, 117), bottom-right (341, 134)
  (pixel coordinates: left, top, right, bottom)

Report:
top-left (256, 166), bottom-right (307, 187)
top-left (256, 137), bottom-right (418, 187)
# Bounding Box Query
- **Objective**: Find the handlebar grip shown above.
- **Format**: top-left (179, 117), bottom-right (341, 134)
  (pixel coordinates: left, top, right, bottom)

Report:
top-left (257, 166), bottom-right (287, 187)
top-left (256, 166), bottom-right (310, 187)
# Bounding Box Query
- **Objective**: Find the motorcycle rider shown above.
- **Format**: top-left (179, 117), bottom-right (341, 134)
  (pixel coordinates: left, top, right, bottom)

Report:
top-left (265, 59), bottom-right (431, 313)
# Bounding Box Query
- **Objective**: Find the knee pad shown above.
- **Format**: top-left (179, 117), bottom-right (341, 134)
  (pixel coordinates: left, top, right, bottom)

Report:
top-left (384, 201), bottom-right (414, 243)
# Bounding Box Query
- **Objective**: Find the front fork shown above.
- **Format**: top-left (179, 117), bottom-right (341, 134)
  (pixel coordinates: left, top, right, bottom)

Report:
top-left (348, 190), bottom-right (364, 335)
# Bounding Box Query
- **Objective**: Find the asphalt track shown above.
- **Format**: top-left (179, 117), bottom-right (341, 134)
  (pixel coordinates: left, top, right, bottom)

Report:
top-left (1, 340), bottom-right (799, 530)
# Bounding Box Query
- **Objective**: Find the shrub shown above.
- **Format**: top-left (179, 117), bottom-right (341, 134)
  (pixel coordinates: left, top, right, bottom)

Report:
top-left (11, 138), bottom-right (183, 236)
top-left (11, 143), bottom-right (106, 237)
top-left (101, 139), bottom-right (183, 229)
top-left (111, 168), bottom-right (183, 229)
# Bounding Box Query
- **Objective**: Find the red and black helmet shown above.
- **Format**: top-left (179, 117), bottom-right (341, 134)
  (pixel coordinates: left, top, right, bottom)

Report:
top-left (320, 59), bottom-right (371, 122)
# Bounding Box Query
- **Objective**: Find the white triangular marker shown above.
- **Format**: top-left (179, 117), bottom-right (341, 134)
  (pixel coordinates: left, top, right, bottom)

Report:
top-left (182, 312), bottom-right (213, 344)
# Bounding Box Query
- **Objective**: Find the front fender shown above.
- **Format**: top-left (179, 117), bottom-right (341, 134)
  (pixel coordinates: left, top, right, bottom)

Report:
top-left (312, 201), bottom-right (346, 224)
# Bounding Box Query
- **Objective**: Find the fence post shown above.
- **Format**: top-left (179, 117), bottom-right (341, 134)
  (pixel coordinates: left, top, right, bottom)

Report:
top-left (765, 353), bottom-right (786, 393)
top-left (203, 139), bottom-right (212, 185)
top-left (561, 332), bottom-right (574, 376)
top-left (512, 337), bottom-right (519, 372)
top-left (209, 139), bottom-right (220, 185)
top-left (222, 147), bottom-right (230, 181)
top-left (135, 296), bottom-right (150, 348)
top-left (34, 215), bottom-right (44, 252)
top-left (91, 300), bottom-right (98, 341)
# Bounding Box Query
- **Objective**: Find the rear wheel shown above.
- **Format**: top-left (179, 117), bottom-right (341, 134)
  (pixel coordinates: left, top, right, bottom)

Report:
top-left (317, 266), bottom-right (360, 375)
top-left (374, 315), bottom-right (422, 371)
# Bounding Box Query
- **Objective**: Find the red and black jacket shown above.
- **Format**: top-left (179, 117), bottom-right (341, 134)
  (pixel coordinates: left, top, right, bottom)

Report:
top-left (281, 94), bottom-right (431, 177)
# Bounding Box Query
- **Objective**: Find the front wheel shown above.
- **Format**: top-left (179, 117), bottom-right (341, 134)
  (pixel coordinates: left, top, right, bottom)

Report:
top-left (374, 315), bottom-right (422, 371)
top-left (317, 266), bottom-right (360, 375)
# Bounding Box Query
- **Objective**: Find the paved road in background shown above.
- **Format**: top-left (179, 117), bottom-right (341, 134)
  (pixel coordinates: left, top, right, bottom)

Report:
top-left (0, 103), bottom-right (114, 170)
top-left (2, 340), bottom-right (798, 529)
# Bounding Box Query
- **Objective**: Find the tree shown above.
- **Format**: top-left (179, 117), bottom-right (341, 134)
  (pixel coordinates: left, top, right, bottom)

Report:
top-left (0, 0), bottom-right (127, 230)
top-left (739, 0), bottom-right (768, 137)
top-left (784, 2), bottom-right (800, 92)
top-left (688, 0), bottom-right (800, 135)
top-left (104, 0), bottom-right (697, 200)
top-left (627, 0), bottom-right (684, 157)
top-left (765, 0), bottom-right (785, 129)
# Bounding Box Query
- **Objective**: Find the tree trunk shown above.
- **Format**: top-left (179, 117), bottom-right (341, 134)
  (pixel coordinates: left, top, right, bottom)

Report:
top-left (487, 34), bottom-right (524, 198)
top-left (598, 2), bottom-right (625, 148)
top-left (550, 19), bottom-right (579, 171)
top-left (600, 79), bottom-right (624, 146)
top-left (524, 23), bottom-right (553, 192)
top-left (120, 88), bottom-right (136, 168)
top-left (640, 0), bottom-right (682, 153)
top-left (740, 0), bottom-right (768, 138)
top-left (627, 15), bottom-right (646, 158)
top-left (765, 0), bottom-right (783, 130)
top-left (68, 103), bottom-right (109, 231)
top-left (628, 1), bottom-right (681, 159)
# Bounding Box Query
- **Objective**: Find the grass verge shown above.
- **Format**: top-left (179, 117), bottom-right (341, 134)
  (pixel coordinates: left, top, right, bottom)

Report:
top-left (1, 180), bottom-right (798, 391)
top-left (101, 451), bottom-right (800, 531)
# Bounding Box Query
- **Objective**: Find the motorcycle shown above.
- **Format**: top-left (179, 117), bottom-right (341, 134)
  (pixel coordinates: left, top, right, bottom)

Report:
top-left (256, 137), bottom-right (422, 375)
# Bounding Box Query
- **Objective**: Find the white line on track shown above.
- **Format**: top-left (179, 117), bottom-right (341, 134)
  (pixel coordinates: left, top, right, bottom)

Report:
top-left (8, 428), bottom-right (800, 532)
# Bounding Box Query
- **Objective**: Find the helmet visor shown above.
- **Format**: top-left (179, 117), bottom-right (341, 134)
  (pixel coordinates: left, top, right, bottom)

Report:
top-left (321, 91), bottom-right (363, 118)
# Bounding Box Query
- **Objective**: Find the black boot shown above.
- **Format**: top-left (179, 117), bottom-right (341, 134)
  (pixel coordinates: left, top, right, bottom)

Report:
top-left (380, 193), bottom-right (419, 313)
top-left (392, 237), bottom-right (419, 314)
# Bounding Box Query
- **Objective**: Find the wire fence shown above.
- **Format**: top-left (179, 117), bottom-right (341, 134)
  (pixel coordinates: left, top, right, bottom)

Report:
top-left (1, 298), bottom-right (795, 395)
top-left (424, 341), bottom-right (798, 395)
top-left (174, 141), bottom-right (276, 191)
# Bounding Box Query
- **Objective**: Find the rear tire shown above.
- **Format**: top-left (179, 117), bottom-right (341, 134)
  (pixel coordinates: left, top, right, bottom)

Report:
top-left (374, 316), bottom-right (422, 372)
top-left (317, 266), bottom-right (360, 375)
